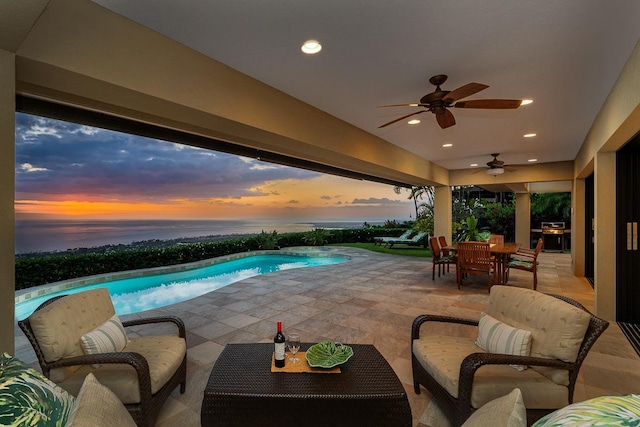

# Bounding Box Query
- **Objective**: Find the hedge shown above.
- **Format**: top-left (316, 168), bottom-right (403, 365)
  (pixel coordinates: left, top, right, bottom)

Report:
top-left (15, 227), bottom-right (410, 290)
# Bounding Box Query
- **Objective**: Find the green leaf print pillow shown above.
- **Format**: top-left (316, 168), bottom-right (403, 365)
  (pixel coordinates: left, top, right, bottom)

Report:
top-left (0, 353), bottom-right (75, 427)
top-left (532, 394), bottom-right (640, 427)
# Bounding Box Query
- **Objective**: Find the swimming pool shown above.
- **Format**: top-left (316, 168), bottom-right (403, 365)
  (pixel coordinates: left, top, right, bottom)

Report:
top-left (15, 251), bottom-right (349, 320)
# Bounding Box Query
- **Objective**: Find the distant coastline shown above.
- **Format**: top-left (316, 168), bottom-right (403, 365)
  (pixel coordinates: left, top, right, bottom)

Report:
top-left (15, 218), bottom-right (385, 255)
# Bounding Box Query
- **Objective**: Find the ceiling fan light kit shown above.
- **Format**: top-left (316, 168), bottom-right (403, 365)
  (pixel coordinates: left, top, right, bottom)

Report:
top-left (486, 167), bottom-right (504, 176)
top-left (378, 74), bottom-right (524, 129)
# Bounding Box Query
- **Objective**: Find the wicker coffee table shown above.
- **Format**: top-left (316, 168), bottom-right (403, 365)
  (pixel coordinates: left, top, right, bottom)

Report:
top-left (201, 343), bottom-right (412, 426)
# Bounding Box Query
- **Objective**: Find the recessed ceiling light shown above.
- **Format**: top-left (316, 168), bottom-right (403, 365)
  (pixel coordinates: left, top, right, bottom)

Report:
top-left (528, 158), bottom-right (538, 162)
top-left (407, 119), bottom-right (421, 125)
top-left (442, 143), bottom-right (453, 148)
top-left (523, 133), bottom-right (537, 138)
top-left (520, 99), bottom-right (533, 106)
top-left (301, 40), bottom-right (322, 54)
top-left (470, 163), bottom-right (478, 167)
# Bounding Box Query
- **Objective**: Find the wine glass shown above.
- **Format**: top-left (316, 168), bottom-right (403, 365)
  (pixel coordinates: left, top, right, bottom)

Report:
top-left (287, 334), bottom-right (301, 363)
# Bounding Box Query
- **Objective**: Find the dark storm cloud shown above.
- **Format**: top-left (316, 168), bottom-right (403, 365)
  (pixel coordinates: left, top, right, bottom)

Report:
top-left (15, 113), bottom-right (319, 201)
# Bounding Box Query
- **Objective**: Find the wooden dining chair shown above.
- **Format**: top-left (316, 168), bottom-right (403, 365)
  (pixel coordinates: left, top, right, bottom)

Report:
top-left (429, 237), bottom-right (456, 280)
top-left (456, 241), bottom-right (494, 291)
top-left (438, 236), bottom-right (450, 256)
top-left (488, 234), bottom-right (504, 244)
top-left (437, 236), bottom-right (452, 272)
top-left (506, 238), bottom-right (544, 289)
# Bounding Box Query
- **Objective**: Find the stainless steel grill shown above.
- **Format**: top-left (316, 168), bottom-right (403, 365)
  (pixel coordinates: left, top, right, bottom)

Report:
top-left (541, 221), bottom-right (565, 251)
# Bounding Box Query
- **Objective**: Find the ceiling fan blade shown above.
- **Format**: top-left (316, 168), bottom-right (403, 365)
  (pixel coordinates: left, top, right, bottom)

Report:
top-left (443, 83), bottom-right (489, 102)
top-left (436, 109), bottom-right (455, 129)
top-left (378, 110), bottom-right (426, 128)
top-left (377, 103), bottom-right (420, 108)
top-left (454, 99), bottom-right (522, 109)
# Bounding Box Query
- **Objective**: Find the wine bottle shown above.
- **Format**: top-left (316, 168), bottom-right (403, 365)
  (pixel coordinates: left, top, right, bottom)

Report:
top-left (274, 320), bottom-right (286, 368)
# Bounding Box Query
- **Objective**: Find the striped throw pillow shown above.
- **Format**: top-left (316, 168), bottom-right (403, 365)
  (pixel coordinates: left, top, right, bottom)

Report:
top-left (475, 312), bottom-right (532, 371)
top-left (81, 314), bottom-right (129, 355)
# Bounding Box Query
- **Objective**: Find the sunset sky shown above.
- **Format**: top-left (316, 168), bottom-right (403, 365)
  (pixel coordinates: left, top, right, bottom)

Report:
top-left (15, 113), bottom-right (414, 222)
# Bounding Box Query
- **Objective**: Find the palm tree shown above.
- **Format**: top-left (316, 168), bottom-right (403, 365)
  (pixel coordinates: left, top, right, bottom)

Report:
top-left (394, 185), bottom-right (434, 219)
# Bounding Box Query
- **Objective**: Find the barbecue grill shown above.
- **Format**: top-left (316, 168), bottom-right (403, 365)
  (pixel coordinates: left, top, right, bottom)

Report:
top-left (541, 221), bottom-right (565, 252)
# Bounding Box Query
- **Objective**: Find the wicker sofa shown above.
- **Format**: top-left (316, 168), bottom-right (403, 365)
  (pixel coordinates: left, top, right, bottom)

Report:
top-left (18, 288), bottom-right (187, 427)
top-left (412, 285), bottom-right (609, 426)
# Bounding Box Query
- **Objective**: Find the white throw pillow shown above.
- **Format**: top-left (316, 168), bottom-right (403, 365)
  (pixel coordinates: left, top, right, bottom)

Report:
top-left (80, 314), bottom-right (129, 355)
top-left (462, 388), bottom-right (527, 427)
top-left (66, 373), bottom-right (136, 427)
top-left (476, 312), bottom-right (532, 371)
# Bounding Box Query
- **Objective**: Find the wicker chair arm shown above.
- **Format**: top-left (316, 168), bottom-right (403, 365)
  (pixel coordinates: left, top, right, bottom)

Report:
top-left (122, 315), bottom-right (186, 338)
top-left (48, 351), bottom-right (153, 401)
top-left (457, 352), bottom-right (572, 410)
top-left (412, 314), bottom-right (478, 340)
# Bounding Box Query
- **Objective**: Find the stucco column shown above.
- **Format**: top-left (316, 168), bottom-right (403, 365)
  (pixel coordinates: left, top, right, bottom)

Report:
top-left (515, 193), bottom-right (531, 248)
top-left (594, 152), bottom-right (616, 320)
top-left (572, 178), bottom-right (586, 276)
top-left (434, 185), bottom-right (452, 242)
top-left (0, 50), bottom-right (16, 354)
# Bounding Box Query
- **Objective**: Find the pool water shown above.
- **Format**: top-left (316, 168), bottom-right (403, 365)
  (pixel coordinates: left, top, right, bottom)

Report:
top-left (15, 253), bottom-right (348, 320)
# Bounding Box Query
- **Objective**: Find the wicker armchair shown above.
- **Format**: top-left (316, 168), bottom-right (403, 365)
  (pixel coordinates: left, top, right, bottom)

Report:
top-left (411, 286), bottom-right (609, 427)
top-left (18, 288), bottom-right (187, 427)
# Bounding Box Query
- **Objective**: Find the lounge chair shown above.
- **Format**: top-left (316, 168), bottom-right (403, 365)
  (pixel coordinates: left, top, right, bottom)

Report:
top-left (385, 231), bottom-right (428, 248)
top-left (373, 229), bottom-right (413, 245)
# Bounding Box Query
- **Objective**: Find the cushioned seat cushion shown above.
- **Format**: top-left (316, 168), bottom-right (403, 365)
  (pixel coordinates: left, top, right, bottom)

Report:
top-left (508, 259), bottom-right (534, 270)
top-left (413, 335), bottom-right (569, 409)
top-left (485, 286), bottom-right (591, 385)
top-left (56, 335), bottom-right (186, 404)
top-left (28, 288), bottom-right (116, 363)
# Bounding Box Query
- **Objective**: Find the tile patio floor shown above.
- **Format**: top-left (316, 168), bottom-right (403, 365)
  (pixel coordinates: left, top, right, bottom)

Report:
top-left (13, 247), bottom-right (640, 426)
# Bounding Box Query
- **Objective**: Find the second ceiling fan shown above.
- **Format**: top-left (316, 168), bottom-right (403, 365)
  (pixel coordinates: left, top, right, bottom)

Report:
top-left (378, 74), bottom-right (524, 129)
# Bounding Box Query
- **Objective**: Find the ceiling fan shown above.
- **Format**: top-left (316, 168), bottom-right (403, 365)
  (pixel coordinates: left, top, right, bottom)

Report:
top-left (378, 74), bottom-right (523, 129)
top-left (485, 153), bottom-right (507, 175)
top-left (480, 153), bottom-right (528, 175)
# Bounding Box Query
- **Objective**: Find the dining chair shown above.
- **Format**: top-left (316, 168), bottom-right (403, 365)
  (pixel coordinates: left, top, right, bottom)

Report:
top-left (438, 236), bottom-right (450, 256)
top-left (506, 238), bottom-right (544, 289)
top-left (429, 237), bottom-right (456, 280)
top-left (456, 241), bottom-right (494, 291)
top-left (488, 234), bottom-right (505, 245)
top-left (437, 236), bottom-right (453, 272)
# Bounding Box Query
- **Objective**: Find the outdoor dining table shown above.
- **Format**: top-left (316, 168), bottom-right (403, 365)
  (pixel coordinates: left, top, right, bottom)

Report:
top-left (201, 342), bottom-right (412, 427)
top-left (443, 242), bottom-right (521, 285)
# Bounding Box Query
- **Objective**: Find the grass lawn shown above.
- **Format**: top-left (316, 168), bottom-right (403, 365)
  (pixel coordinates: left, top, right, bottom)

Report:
top-left (331, 242), bottom-right (432, 258)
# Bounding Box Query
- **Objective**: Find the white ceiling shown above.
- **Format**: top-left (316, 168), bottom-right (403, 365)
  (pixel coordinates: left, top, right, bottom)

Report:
top-left (92, 0), bottom-right (640, 171)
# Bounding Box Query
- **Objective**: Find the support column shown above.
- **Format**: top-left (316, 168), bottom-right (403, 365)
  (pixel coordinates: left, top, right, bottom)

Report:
top-left (434, 185), bottom-right (452, 242)
top-left (0, 49), bottom-right (15, 354)
top-left (515, 193), bottom-right (531, 248)
top-left (594, 152), bottom-right (616, 320)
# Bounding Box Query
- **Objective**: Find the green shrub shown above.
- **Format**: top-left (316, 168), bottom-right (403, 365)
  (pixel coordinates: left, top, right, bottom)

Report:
top-left (15, 227), bottom-right (393, 290)
top-left (303, 228), bottom-right (332, 246)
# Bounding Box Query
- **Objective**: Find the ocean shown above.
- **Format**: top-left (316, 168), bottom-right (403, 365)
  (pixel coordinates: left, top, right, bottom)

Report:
top-left (15, 219), bottom-right (381, 254)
